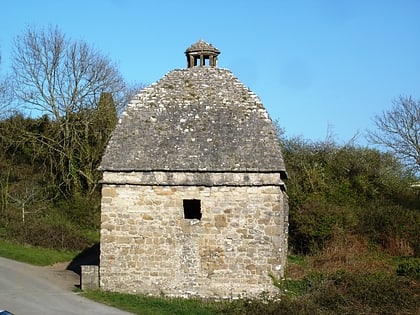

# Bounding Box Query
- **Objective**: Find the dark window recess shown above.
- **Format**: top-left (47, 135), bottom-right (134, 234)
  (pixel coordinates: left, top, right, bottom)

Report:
top-left (183, 199), bottom-right (202, 220)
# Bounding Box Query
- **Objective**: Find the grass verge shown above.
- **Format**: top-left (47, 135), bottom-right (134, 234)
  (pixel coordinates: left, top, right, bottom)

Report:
top-left (1, 240), bottom-right (418, 314)
top-left (0, 238), bottom-right (78, 266)
top-left (81, 291), bottom-right (224, 315)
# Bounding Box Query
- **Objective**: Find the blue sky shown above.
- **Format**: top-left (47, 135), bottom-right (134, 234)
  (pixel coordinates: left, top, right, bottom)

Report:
top-left (1, 0), bottom-right (419, 144)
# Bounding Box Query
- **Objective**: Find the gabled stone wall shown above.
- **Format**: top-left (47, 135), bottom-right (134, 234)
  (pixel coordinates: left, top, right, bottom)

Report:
top-left (100, 172), bottom-right (288, 298)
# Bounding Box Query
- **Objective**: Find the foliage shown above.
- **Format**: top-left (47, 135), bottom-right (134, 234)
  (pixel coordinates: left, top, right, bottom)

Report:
top-left (0, 112), bottom-right (105, 250)
top-left (54, 193), bottom-right (101, 229)
top-left (0, 26), bottom-right (144, 253)
top-left (272, 270), bottom-right (419, 315)
top-left (308, 271), bottom-right (419, 315)
top-left (358, 204), bottom-right (420, 256)
top-left (288, 197), bottom-right (348, 254)
top-left (9, 25), bottom-right (122, 198)
top-left (282, 136), bottom-right (420, 255)
top-left (396, 258), bottom-right (420, 279)
top-left (0, 99), bottom-right (118, 198)
top-left (3, 206), bottom-right (93, 250)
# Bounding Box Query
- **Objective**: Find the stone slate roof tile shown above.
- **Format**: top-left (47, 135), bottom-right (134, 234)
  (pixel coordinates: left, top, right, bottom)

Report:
top-left (100, 67), bottom-right (286, 175)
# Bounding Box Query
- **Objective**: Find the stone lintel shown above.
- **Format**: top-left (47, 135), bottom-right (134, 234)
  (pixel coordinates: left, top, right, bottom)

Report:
top-left (101, 171), bottom-right (284, 187)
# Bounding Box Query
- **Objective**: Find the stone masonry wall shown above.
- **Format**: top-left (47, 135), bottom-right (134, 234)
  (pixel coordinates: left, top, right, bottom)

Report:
top-left (100, 177), bottom-right (288, 298)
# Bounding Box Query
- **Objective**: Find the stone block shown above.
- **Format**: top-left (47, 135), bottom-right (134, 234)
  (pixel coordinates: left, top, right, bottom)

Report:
top-left (264, 226), bottom-right (280, 236)
top-left (102, 186), bottom-right (118, 197)
top-left (142, 214), bottom-right (154, 220)
top-left (81, 265), bottom-right (99, 291)
top-left (214, 215), bottom-right (227, 228)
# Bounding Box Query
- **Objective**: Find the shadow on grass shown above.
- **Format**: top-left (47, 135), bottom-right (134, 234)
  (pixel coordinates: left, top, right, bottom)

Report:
top-left (66, 242), bottom-right (99, 276)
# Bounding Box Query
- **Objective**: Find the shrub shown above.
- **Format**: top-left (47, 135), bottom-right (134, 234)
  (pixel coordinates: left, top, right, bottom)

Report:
top-left (310, 271), bottom-right (419, 314)
top-left (54, 194), bottom-right (101, 229)
top-left (358, 204), bottom-right (420, 256)
top-left (218, 295), bottom-right (320, 315)
top-left (4, 208), bottom-right (92, 250)
top-left (288, 197), bottom-right (355, 254)
top-left (396, 258), bottom-right (420, 279)
top-left (221, 270), bottom-right (419, 314)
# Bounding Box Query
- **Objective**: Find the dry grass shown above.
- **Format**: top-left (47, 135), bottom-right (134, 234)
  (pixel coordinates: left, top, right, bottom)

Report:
top-left (383, 235), bottom-right (415, 256)
top-left (286, 234), bottom-right (399, 278)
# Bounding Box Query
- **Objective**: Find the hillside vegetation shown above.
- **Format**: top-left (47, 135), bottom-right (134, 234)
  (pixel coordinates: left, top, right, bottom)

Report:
top-left (1, 25), bottom-right (417, 313)
top-left (1, 114), bottom-right (419, 313)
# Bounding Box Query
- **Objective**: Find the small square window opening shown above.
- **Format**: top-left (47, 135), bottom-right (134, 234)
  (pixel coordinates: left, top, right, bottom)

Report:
top-left (183, 199), bottom-right (202, 220)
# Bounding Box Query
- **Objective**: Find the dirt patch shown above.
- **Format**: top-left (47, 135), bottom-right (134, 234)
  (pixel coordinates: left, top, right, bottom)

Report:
top-left (43, 262), bottom-right (80, 290)
top-left (40, 243), bottom-right (100, 291)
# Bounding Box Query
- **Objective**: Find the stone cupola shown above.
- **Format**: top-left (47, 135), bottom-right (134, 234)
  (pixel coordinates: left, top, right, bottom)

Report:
top-left (185, 39), bottom-right (220, 68)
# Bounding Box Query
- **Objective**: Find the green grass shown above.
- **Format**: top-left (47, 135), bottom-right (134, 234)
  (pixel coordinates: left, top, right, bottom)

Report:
top-left (0, 238), bottom-right (78, 266)
top-left (1, 239), bottom-right (418, 314)
top-left (83, 228), bottom-right (100, 243)
top-left (287, 254), bottom-right (308, 267)
top-left (82, 291), bottom-right (224, 315)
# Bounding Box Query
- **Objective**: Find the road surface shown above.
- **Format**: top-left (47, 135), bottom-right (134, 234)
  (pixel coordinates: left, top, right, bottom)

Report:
top-left (0, 257), bottom-right (133, 315)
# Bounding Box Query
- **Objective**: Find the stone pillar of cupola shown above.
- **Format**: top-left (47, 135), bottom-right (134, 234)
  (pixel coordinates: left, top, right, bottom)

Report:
top-left (185, 39), bottom-right (220, 68)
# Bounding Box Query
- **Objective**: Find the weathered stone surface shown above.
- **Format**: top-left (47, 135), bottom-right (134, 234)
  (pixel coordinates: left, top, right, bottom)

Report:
top-left (214, 215), bottom-right (228, 228)
top-left (98, 41), bottom-right (288, 299)
top-left (99, 67), bottom-right (287, 178)
top-left (81, 265), bottom-right (99, 291)
top-left (100, 184), bottom-right (288, 298)
top-left (101, 171), bottom-right (285, 188)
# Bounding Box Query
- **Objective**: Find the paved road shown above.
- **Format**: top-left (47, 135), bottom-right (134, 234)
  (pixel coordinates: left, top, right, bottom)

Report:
top-left (0, 257), bottom-right (133, 315)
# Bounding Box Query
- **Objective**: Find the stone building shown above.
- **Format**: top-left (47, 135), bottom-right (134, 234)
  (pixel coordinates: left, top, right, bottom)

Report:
top-left (99, 40), bottom-right (288, 298)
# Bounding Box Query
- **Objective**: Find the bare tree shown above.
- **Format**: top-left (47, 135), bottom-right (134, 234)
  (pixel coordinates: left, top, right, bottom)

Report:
top-left (12, 25), bottom-right (127, 116)
top-left (368, 96), bottom-right (420, 173)
top-left (8, 183), bottom-right (48, 223)
top-left (10, 25), bottom-right (127, 196)
top-left (0, 51), bottom-right (13, 117)
top-left (0, 75), bottom-right (15, 119)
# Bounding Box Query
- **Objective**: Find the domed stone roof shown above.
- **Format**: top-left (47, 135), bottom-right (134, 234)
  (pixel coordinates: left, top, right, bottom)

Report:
top-left (100, 41), bottom-right (287, 181)
top-left (185, 39), bottom-right (220, 54)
